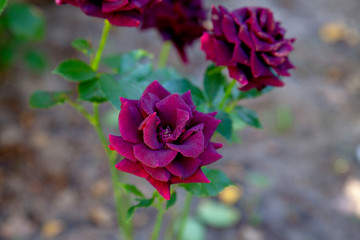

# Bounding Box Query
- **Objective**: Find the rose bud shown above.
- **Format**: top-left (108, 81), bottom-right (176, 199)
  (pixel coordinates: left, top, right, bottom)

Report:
top-left (109, 81), bottom-right (223, 200)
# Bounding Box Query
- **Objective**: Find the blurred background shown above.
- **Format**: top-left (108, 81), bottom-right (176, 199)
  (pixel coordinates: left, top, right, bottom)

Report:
top-left (1, 0), bottom-right (360, 239)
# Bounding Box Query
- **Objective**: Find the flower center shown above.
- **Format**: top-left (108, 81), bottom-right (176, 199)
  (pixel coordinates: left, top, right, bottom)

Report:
top-left (158, 125), bottom-right (173, 143)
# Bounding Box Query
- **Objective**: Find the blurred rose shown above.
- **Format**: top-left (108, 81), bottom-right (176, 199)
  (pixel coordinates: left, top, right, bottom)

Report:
top-left (109, 81), bottom-right (222, 199)
top-left (201, 5), bottom-right (295, 91)
top-left (141, 0), bottom-right (206, 63)
top-left (55, 0), bottom-right (151, 27)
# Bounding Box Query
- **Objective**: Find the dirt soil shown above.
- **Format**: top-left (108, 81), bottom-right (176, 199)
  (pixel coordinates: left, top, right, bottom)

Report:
top-left (1, 0), bottom-right (360, 240)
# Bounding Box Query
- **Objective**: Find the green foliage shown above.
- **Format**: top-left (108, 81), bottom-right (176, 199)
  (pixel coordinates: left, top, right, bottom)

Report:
top-left (119, 183), bottom-right (145, 198)
top-left (98, 74), bottom-right (127, 109)
top-left (24, 49), bottom-right (47, 73)
top-left (235, 106), bottom-right (262, 129)
top-left (197, 200), bottom-right (240, 228)
top-left (53, 59), bottom-right (96, 82)
top-left (204, 64), bottom-right (226, 101)
top-left (71, 38), bottom-right (93, 56)
top-left (104, 49), bottom-right (153, 74)
top-left (181, 168), bottom-right (233, 197)
top-left (29, 91), bottom-right (70, 109)
top-left (166, 191), bottom-right (177, 210)
top-left (163, 78), bottom-right (205, 105)
top-left (5, 3), bottom-right (45, 41)
top-left (78, 78), bottom-right (107, 103)
top-left (216, 111), bottom-right (233, 141)
top-left (0, 2), bottom-right (47, 72)
top-left (127, 196), bottom-right (155, 221)
top-left (0, 0), bottom-right (7, 15)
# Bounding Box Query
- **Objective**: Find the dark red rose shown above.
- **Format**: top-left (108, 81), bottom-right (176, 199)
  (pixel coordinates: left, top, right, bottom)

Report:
top-left (201, 5), bottom-right (295, 91)
top-left (109, 81), bottom-right (223, 200)
top-left (55, 0), bottom-right (151, 27)
top-left (141, 0), bottom-right (206, 63)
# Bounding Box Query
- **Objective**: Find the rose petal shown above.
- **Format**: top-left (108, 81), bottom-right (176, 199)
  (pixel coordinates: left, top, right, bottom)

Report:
top-left (231, 42), bottom-right (250, 66)
top-left (133, 143), bottom-right (177, 168)
top-left (118, 102), bottom-right (143, 143)
top-left (222, 14), bottom-right (238, 43)
top-left (181, 91), bottom-right (196, 112)
top-left (156, 94), bottom-right (192, 127)
top-left (147, 176), bottom-right (171, 200)
top-left (109, 135), bottom-right (137, 161)
top-left (261, 53), bottom-right (285, 66)
top-left (171, 109), bottom-right (190, 141)
top-left (166, 156), bottom-right (201, 179)
top-left (179, 123), bottom-right (204, 142)
top-left (228, 66), bottom-right (248, 85)
top-left (199, 142), bottom-right (223, 166)
top-left (171, 168), bottom-right (210, 184)
top-left (191, 111), bottom-right (221, 145)
top-left (143, 165), bottom-right (171, 182)
top-left (140, 92), bottom-right (160, 115)
top-left (250, 50), bottom-right (273, 78)
top-left (116, 159), bottom-right (149, 178)
top-left (166, 131), bottom-right (204, 158)
top-left (142, 80), bottom-right (171, 100)
top-left (140, 113), bottom-right (164, 150)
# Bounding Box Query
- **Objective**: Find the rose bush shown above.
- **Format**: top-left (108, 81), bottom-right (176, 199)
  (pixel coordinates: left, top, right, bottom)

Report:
top-left (201, 5), bottom-right (295, 91)
top-left (109, 81), bottom-right (223, 199)
top-left (141, 0), bottom-right (206, 62)
top-left (55, 0), bottom-right (151, 27)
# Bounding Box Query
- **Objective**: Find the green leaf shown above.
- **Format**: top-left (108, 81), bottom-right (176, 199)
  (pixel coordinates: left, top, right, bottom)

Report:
top-left (235, 106), bottom-right (262, 128)
top-left (181, 168), bottom-right (233, 197)
top-left (104, 49), bottom-right (153, 74)
top-left (99, 74), bottom-right (127, 109)
top-left (29, 90), bottom-right (70, 109)
top-left (71, 38), bottom-right (93, 56)
top-left (0, 0), bottom-right (8, 15)
top-left (24, 49), bottom-right (47, 73)
top-left (5, 3), bottom-right (45, 41)
top-left (204, 65), bottom-right (226, 102)
top-left (53, 59), bottom-right (96, 82)
top-left (119, 183), bottom-right (145, 198)
top-left (163, 78), bottom-right (205, 105)
top-left (127, 197), bottom-right (155, 221)
top-left (237, 86), bottom-right (274, 99)
top-left (216, 111), bottom-right (233, 142)
top-left (78, 78), bottom-right (107, 103)
top-left (197, 200), bottom-right (240, 228)
top-left (166, 191), bottom-right (177, 210)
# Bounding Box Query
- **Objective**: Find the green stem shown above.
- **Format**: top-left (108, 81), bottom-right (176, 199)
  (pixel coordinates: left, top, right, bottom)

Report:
top-left (91, 20), bottom-right (111, 71)
top-left (158, 41), bottom-right (171, 68)
top-left (69, 20), bottom-right (133, 240)
top-left (151, 199), bottom-right (165, 240)
top-left (91, 103), bottom-right (133, 240)
top-left (176, 192), bottom-right (192, 240)
top-left (219, 79), bottom-right (237, 110)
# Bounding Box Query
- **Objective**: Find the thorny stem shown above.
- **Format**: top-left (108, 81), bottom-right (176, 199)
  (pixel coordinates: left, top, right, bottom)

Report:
top-left (158, 41), bottom-right (172, 68)
top-left (151, 199), bottom-right (166, 240)
top-left (176, 192), bottom-right (192, 240)
top-left (67, 20), bottom-right (134, 240)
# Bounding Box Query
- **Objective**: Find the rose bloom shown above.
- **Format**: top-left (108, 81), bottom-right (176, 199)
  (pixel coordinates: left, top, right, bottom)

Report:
top-left (201, 5), bottom-right (295, 91)
top-left (141, 0), bottom-right (206, 63)
top-left (55, 0), bottom-right (151, 27)
top-left (109, 81), bottom-right (222, 199)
